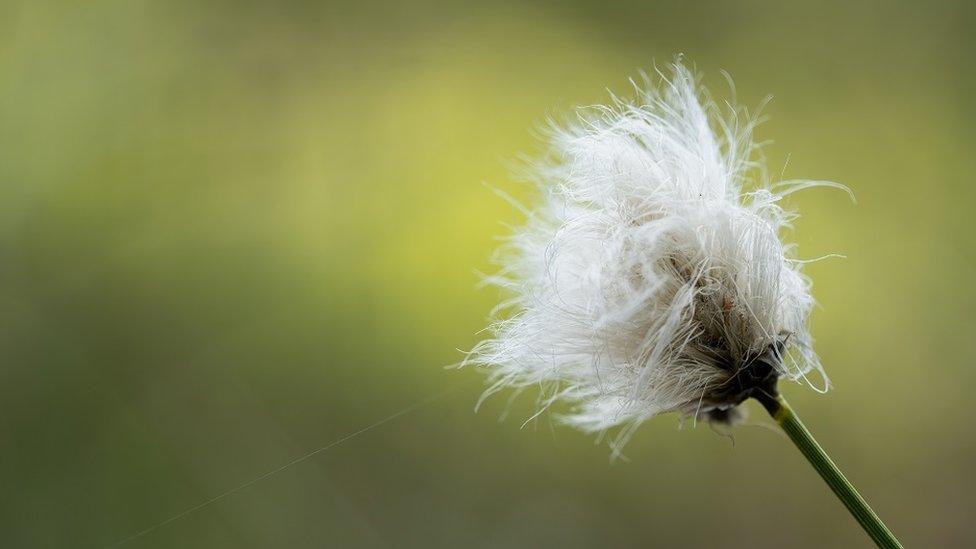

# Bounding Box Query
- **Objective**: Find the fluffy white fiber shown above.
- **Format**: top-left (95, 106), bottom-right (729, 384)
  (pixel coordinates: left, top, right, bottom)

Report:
top-left (467, 61), bottom-right (844, 448)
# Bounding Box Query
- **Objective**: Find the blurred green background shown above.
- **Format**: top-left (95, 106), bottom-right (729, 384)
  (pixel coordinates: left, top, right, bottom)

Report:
top-left (2, 1), bottom-right (974, 547)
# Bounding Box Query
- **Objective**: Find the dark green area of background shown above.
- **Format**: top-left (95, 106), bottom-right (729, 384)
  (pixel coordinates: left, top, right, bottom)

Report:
top-left (1, 1), bottom-right (974, 547)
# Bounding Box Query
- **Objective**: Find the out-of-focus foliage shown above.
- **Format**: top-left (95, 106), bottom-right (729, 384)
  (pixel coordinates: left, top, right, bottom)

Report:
top-left (1, 1), bottom-right (973, 547)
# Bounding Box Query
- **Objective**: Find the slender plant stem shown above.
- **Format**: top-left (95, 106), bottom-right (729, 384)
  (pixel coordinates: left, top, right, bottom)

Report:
top-left (754, 393), bottom-right (903, 549)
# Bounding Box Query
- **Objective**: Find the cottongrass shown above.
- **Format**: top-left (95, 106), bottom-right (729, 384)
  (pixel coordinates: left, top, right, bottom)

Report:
top-left (463, 61), bottom-right (903, 548)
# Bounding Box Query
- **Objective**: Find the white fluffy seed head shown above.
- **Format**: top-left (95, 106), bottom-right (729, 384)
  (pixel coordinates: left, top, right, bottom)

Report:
top-left (467, 61), bottom-right (844, 449)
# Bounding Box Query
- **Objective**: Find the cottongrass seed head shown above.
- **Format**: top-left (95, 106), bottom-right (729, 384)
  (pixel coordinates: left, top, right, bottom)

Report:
top-left (466, 60), bottom-right (850, 450)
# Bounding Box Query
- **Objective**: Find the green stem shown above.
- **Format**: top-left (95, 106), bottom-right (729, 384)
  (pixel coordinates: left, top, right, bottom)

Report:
top-left (755, 393), bottom-right (903, 549)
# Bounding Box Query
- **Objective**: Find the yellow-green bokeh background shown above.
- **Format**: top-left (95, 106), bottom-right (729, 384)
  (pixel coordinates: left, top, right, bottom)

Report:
top-left (2, 1), bottom-right (974, 547)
